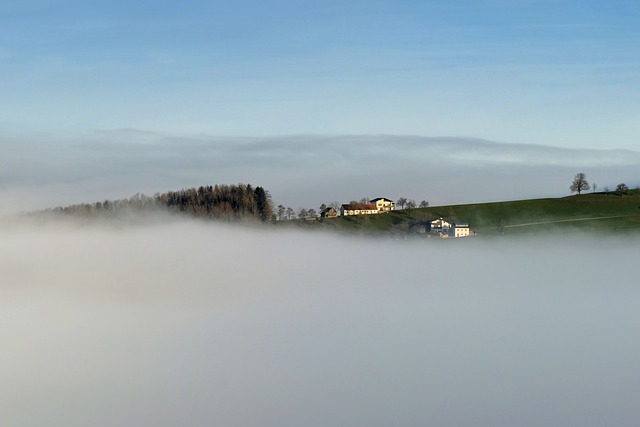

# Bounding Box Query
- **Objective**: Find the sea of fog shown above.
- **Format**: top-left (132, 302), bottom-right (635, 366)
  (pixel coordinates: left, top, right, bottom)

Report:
top-left (2, 218), bottom-right (639, 426)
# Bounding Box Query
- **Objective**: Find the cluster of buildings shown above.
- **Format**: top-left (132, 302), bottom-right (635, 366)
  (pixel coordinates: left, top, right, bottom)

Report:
top-left (428, 218), bottom-right (471, 238)
top-left (341, 197), bottom-right (396, 216)
top-left (318, 197), bottom-right (395, 218)
top-left (319, 197), bottom-right (472, 237)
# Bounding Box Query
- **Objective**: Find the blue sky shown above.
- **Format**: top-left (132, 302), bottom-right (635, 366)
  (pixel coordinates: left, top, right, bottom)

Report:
top-left (1, 0), bottom-right (638, 149)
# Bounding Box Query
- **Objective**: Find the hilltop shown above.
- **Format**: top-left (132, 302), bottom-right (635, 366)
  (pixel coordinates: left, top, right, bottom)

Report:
top-left (294, 192), bottom-right (640, 237)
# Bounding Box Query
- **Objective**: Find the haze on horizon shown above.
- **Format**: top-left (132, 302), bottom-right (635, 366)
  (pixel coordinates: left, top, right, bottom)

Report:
top-left (1, 133), bottom-right (639, 217)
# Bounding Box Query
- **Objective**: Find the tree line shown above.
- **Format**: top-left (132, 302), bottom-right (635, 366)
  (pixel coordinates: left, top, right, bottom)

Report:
top-left (39, 183), bottom-right (274, 221)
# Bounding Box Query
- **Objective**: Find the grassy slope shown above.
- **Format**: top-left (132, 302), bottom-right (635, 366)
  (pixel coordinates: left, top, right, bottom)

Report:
top-left (303, 192), bottom-right (640, 236)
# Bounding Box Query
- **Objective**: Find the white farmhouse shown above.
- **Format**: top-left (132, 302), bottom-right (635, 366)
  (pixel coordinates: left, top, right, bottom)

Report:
top-left (341, 203), bottom-right (380, 216)
top-left (452, 223), bottom-right (470, 237)
top-left (430, 218), bottom-right (452, 233)
top-left (370, 197), bottom-right (396, 212)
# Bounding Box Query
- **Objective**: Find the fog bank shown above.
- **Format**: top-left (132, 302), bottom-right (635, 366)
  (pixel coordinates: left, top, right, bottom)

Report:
top-left (2, 219), bottom-right (639, 426)
top-left (2, 132), bottom-right (639, 216)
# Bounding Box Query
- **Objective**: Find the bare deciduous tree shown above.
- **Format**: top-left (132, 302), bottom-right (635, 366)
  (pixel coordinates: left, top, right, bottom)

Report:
top-left (570, 173), bottom-right (590, 194)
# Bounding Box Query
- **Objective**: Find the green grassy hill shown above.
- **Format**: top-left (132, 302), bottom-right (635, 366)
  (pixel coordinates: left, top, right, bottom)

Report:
top-left (303, 192), bottom-right (640, 236)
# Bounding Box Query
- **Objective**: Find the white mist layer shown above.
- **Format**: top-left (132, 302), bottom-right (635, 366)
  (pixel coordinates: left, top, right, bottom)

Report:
top-left (1, 220), bottom-right (639, 426)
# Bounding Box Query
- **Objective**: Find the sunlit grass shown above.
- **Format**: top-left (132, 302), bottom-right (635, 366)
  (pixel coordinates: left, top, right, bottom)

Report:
top-left (305, 192), bottom-right (640, 236)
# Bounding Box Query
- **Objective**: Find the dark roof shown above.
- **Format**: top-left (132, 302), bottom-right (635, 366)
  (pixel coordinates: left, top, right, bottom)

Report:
top-left (342, 203), bottom-right (377, 210)
top-left (370, 197), bottom-right (394, 203)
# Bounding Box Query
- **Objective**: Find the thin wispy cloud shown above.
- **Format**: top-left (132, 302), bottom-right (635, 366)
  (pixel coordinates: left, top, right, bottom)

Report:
top-left (0, 1), bottom-right (637, 147)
